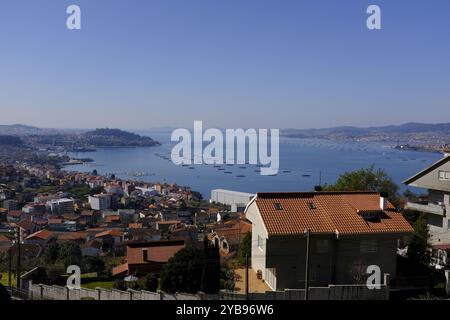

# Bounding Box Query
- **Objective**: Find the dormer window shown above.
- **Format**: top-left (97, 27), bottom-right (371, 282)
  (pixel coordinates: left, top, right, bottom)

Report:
top-left (274, 202), bottom-right (283, 210)
top-left (357, 210), bottom-right (381, 221)
top-left (143, 248), bottom-right (148, 261)
top-left (308, 202), bottom-right (316, 210)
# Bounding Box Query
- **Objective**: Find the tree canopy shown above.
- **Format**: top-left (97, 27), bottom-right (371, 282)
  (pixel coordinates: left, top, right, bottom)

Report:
top-left (407, 213), bottom-right (431, 264)
top-left (238, 232), bottom-right (251, 266)
top-left (323, 165), bottom-right (399, 206)
top-left (160, 243), bottom-right (220, 294)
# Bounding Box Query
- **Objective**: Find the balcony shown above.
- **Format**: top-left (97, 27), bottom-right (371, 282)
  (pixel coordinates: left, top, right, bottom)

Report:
top-left (405, 201), bottom-right (446, 216)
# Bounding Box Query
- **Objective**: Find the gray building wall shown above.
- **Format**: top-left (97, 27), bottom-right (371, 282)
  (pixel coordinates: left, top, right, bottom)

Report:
top-left (265, 234), bottom-right (398, 290)
top-left (405, 157), bottom-right (450, 245)
top-left (407, 159), bottom-right (450, 192)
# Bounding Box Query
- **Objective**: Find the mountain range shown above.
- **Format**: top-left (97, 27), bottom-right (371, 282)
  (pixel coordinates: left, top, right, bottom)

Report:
top-left (283, 122), bottom-right (450, 138)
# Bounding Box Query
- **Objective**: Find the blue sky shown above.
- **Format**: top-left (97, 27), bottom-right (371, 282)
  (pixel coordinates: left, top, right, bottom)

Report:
top-left (0, 0), bottom-right (449, 129)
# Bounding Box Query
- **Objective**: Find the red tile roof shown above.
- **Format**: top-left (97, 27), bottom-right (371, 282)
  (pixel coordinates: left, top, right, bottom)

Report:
top-left (125, 240), bottom-right (185, 264)
top-left (105, 215), bottom-right (121, 223)
top-left (7, 211), bottom-right (22, 218)
top-left (250, 191), bottom-right (413, 236)
top-left (48, 218), bottom-right (63, 224)
top-left (211, 219), bottom-right (252, 245)
top-left (25, 229), bottom-right (53, 241)
top-left (56, 232), bottom-right (88, 241)
top-left (0, 234), bottom-right (11, 243)
top-left (433, 243), bottom-right (450, 250)
top-left (112, 263), bottom-right (129, 276)
top-left (157, 220), bottom-right (181, 225)
top-left (95, 229), bottom-right (124, 238)
top-left (17, 219), bottom-right (35, 231)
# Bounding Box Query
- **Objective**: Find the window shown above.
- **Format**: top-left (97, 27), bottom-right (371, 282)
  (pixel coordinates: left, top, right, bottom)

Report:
top-left (257, 235), bottom-right (264, 251)
top-left (316, 239), bottom-right (329, 253)
top-left (274, 202), bottom-right (283, 210)
top-left (308, 202), bottom-right (317, 210)
top-left (360, 239), bottom-right (377, 253)
top-left (439, 171), bottom-right (450, 181)
top-left (429, 213), bottom-right (443, 228)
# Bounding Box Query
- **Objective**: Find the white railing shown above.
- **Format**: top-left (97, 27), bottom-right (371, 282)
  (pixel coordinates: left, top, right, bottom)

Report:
top-left (405, 202), bottom-right (445, 216)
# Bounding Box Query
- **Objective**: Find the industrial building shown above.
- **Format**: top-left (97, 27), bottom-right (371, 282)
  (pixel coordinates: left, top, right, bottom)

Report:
top-left (210, 189), bottom-right (254, 207)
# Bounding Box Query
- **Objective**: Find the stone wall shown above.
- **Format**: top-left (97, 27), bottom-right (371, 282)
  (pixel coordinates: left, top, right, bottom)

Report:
top-left (28, 281), bottom-right (389, 300)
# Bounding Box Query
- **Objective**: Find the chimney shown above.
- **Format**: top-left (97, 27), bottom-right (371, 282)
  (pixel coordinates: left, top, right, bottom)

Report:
top-left (143, 248), bottom-right (148, 261)
top-left (314, 185), bottom-right (322, 192)
top-left (444, 148), bottom-right (450, 158)
top-left (380, 192), bottom-right (388, 210)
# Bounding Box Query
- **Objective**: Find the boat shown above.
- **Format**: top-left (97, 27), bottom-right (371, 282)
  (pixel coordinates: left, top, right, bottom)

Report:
top-left (236, 175), bottom-right (245, 178)
top-left (224, 171), bottom-right (232, 174)
top-left (283, 170), bottom-right (292, 173)
top-left (189, 167), bottom-right (195, 169)
top-left (302, 174), bottom-right (311, 177)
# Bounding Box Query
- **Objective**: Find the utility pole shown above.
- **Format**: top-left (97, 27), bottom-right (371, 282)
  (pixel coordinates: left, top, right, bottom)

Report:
top-left (245, 253), bottom-right (249, 300)
top-left (8, 246), bottom-right (12, 289)
top-left (304, 229), bottom-right (311, 300)
top-left (15, 226), bottom-right (21, 291)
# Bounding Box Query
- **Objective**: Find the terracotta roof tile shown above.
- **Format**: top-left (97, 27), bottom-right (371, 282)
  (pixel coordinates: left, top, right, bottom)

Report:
top-left (95, 229), bottom-right (124, 238)
top-left (125, 241), bottom-right (185, 264)
top-left (56, 232), bottom-right (88, 241)
top-left (251, 192), bottom-right (413, 236)
top-left (0, 234), bottom-right (11, 243)
top-left (25, 229), bottom-right (53, 240)
top-left (17, 219), bottom-right (35, 231)
top-left (157, 220), bottom-right (181, 225)
top-left (105, 215), bottom-right (121, 223)
top-left (112, 263), bottom-right (129, 276)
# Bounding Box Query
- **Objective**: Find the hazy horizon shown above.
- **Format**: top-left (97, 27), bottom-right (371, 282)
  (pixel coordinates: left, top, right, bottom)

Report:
top-left (2, 120), bottom-right (450, 132)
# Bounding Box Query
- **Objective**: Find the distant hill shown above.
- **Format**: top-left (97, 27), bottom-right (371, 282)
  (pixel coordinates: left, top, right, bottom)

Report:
top-left (283, 122), bottom-right (450, 138)
top-left (282, 122), bottom-right (450, 148)
top-left (0, 124), bottom-right (42, 135)
top-left (0, 125), bottom-right (160, 148)
top-left (81, 128), bottom-right (160, 147)
top-left (0, 124), bottom-right (83, 136)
